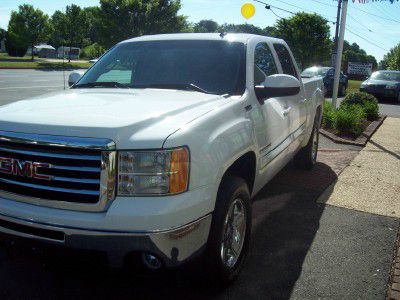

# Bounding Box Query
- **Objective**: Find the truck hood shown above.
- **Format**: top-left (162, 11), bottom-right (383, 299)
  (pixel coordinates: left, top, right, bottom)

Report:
top-left (0, 88), bottom-right (230, 149)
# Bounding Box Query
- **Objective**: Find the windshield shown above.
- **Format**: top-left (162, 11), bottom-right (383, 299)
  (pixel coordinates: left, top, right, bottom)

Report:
top-left (301, 67), bottom-right (330, 78)
top-left (75, 40), bottom-right (246, 95)
top-left (370, 71), bottom-right (400, 82)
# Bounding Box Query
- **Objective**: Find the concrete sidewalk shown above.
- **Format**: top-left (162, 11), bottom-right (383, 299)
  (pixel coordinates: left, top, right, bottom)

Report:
top-left (319, 117), bottom-right (400, 218)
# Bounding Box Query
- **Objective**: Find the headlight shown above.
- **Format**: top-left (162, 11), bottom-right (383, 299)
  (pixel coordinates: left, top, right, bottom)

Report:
top-left (360, 82), bottom-right (368, 88)
top-left (118, 147), bottom-right (189, 196)
top-left (386, 84), bottom-right (397, 90)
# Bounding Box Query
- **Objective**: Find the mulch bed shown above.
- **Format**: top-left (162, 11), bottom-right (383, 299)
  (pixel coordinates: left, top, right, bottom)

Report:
top-left (320, 115), bottom-right (386, 147)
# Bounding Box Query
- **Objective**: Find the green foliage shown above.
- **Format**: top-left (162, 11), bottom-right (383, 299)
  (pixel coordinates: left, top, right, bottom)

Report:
top-left (333, 105), bottom-right (366, 136)
top-left (193, 20), bottom-right (218, 33)
top-left (81, 43), bottom-right (105, 59)
top-left (274, 12), bottom-right (331, 69)
top-left (219, 23), bottom-right (266, 35)
top-left (322, 101), bottom-right (335, 129)
top-left (342, 91), bottom-right (379, 121)
top-left (7, 4), bottom-right (49, 59)
top-left (379, 43), bottom-right (400, 71)
top-left (97, 0), bottom-right (189, 48)
top-left (5, 31), bottom-right (28, 57)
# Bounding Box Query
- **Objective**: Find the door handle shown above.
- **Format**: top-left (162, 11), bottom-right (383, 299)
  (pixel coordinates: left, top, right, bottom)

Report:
top-left (282, 107), bottom-right (292, 117)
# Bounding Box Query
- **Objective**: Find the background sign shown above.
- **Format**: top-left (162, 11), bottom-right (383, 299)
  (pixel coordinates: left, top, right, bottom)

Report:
top-left (347, 62), bottom-right (373, 76)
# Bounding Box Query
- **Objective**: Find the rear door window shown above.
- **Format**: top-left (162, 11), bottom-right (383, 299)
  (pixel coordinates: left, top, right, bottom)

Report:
top-left (273, 44), bottom-right (298, 78)
top-left (254, 43), bottom-right (278, 85)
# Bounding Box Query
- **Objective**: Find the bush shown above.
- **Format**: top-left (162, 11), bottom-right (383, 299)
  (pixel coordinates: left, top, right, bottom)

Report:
top-left (341, 91), bottom-right (379, 121)
top-left (322, 100), bottom-right (335, 129)
top-left (81, 43), bottom-right (105, 60)
top-left (333, 105), bottom-right (365, 136)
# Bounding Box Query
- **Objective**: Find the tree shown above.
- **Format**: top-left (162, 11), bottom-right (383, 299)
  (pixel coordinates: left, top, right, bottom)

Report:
top-left (7, 4), bottom-right (49, 60)
top-left (193, 20), bottom-right (219, 33)
top-left (48, 10), bottom-right (68, 49)
top-left (379, 43), bottom-right (400, 70)
top-left (97, 0), bottom-right (189, 48)
top-left (64, 5), bottom-right (89, 62)
top-left (219, 23), bottom-right (265, 35)
top-left (275, 12), bottom-right (331, 69)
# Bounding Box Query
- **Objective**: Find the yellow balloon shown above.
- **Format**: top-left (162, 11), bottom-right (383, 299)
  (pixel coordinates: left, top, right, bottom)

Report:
top-left (241, 3), bottom-right (256, 20)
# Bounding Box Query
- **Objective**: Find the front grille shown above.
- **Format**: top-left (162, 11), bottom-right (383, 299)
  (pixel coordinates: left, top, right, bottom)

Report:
top-left (368, 84), bottom-right (386, 93)
top-left (0, 131), bottom-right (116, 212)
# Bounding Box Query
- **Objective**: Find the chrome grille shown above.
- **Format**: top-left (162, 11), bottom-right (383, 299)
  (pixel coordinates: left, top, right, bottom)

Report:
top-left (0, 131), bottom-right (116, 212)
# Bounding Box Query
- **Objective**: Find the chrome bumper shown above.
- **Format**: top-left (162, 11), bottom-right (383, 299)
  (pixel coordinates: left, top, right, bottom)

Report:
top-left (0, 213), bottom-right (212, 268)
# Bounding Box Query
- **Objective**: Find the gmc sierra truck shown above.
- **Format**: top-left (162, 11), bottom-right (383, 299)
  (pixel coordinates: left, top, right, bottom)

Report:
top-left (0, 33), bottom-right (323, 284)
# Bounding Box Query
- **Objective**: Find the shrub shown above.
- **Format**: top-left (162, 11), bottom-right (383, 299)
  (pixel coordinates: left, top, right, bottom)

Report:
top-left (81, 43), bottom-right (105, 60)
top-left (341, 91), bottom-right (379, 121)
top-left (333, 105), bottom-right (365, 136)
top-left (322, 100), bottom-right (335, 129)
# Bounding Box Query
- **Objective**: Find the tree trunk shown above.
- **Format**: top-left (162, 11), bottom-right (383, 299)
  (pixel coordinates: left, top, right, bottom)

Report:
top-left (31, 43), bottom-right (34, 61)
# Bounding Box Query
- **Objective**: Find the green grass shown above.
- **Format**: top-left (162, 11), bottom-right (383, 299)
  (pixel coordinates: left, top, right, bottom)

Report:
top-left (0, 53), bottom-right (90, 69)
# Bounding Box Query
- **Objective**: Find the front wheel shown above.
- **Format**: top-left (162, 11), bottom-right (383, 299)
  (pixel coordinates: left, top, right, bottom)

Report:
top-left (202, 176), bottom-right (252, 285)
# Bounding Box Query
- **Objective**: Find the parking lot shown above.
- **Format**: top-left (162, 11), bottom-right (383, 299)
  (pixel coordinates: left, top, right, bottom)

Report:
top-left (0, 69), bottom-right (399, 299)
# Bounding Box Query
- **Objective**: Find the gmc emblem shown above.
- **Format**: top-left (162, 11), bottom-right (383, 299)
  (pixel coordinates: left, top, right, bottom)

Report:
top-left (0, 157), bottom-right (53, 181)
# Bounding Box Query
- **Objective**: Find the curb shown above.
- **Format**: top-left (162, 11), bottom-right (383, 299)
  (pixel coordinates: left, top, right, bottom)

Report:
top-left (320, 115), bottom-right (387, 147)
top-left (388, 227), bottom-right (400, 300)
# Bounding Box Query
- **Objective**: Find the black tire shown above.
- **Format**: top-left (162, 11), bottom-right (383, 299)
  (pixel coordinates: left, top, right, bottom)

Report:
top-left (294, 113), bottom-right (320, 170)
top-left (339, 84), bottom-right (346, 97)
top-left (202, 176), bottom-right (252, 286)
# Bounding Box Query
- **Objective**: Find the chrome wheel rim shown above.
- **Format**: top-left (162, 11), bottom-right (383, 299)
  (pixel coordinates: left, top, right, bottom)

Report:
top-left (312, 127), bottom-right (319, 162)
top-left (220, 198), bottom-right (247, 269)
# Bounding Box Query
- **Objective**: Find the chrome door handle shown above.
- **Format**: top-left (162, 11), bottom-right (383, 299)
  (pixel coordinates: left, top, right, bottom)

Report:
top-left (283, 107), bottom-right (292, 117)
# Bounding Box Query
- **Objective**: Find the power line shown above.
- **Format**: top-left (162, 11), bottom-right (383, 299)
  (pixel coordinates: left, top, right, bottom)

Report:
top-left (349, 1), bottom-right (400, 24)
top-left (271, 0), bottom-right (337, 21)
top-left (254, 0), bottom-right (392, 53)
top-left (346, 27), bottom-right (389, 52)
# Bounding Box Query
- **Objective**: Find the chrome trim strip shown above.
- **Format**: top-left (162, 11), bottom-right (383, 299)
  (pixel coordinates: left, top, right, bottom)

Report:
top-left (0, 190), bottom-right (103, 212)
top-left (0, 177), bottom-right (99, 195)
top-left (51, 176), bottom-right (99, 184)
top-left (0, 130), bottom-right (115, 151)
top-left (99, 151), bottom-right (117, 210)
top-left (50, 165), bottom-right (100, 173)
top-left (0, 146), bottom-right (101, 161)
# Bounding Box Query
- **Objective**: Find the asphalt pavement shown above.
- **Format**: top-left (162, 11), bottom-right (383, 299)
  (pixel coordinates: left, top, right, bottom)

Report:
top-left (0, 70), bottom-right (399, 299)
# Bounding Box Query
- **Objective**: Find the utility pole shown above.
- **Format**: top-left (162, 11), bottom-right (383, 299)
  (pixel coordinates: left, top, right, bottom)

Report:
top-left (332, 0), bottom-right (342, 67)
top-left (332, 0), bottom-right (348, 110)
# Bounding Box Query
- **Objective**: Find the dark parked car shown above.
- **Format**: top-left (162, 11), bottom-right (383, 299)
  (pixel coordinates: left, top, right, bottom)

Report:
top-left (301, 66), bottom-right (348, 96)
top-left (360, 70), bottom-right (400, 102)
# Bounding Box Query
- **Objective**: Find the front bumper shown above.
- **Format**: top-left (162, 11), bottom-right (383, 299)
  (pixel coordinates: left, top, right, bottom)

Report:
top-left (360, 87), bottom-right (398, 98)
top-left (0, 212), bottom-right (212, 268)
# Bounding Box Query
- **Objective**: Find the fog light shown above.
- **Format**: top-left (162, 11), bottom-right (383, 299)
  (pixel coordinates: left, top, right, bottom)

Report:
top-left (142, 253), bottom-right (162, 270)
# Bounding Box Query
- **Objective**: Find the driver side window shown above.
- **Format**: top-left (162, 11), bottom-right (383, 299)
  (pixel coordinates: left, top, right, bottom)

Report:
top-left (254, 43), bottom-right (278, 86)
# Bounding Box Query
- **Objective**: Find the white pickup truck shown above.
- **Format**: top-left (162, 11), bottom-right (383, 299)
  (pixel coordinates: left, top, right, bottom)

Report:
top-left (0, 33), bottom-right (323, 283)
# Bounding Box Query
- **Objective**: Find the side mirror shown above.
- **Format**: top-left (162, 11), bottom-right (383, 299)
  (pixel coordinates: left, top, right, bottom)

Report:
top-left (255, 74), bottom-right (301, 103)
top-left (68, 70), bottom-right (85, 87)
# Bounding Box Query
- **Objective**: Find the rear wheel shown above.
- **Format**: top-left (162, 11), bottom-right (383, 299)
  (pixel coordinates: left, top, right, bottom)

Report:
top-left (202, 176), bottom-right (251, 286)
top-left (339, 84), bottom-right (346, 97)
top-left (294, 114), bottom-right (320, 170)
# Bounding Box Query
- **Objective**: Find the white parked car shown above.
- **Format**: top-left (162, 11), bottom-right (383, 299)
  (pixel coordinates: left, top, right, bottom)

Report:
top-left (0, 33), bottom-right (323, 284)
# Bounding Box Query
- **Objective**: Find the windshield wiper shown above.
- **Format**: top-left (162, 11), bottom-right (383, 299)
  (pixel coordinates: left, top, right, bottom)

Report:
top-left (131, 83), bottom-right (216, 95)
top-left (72, 82), bottom-right (131, 89)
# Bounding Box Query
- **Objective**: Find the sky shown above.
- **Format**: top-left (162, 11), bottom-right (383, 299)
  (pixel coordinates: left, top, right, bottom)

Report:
top-left (1, 0), bottom-right (399, 61)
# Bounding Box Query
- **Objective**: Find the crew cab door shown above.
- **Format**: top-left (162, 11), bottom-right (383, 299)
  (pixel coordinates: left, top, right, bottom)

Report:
top-left (273, 43), bottom-right (307, 140)
top-left (252, 42), bottom-right (291, 168)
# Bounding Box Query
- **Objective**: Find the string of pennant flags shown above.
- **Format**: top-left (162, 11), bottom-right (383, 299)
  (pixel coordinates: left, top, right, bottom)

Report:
top-left (350, 0), bottom-right (398, 3)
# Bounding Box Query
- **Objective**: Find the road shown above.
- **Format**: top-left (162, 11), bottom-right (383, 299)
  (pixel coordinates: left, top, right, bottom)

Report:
top-left (0, 69), bottom-right (398, 299)
top-left (0, 70), bottom-right (74, 106)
